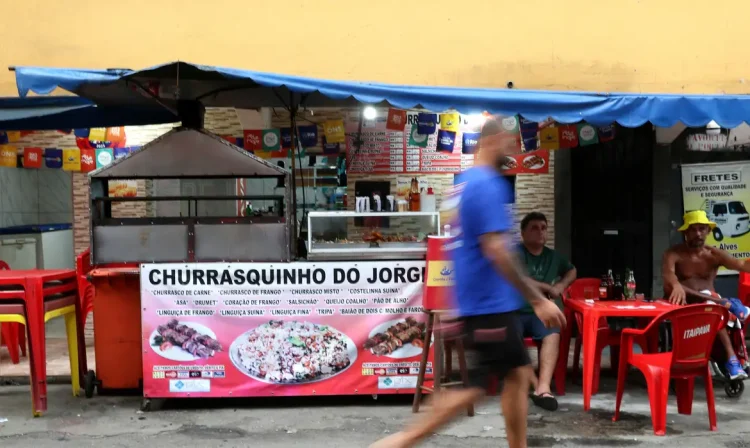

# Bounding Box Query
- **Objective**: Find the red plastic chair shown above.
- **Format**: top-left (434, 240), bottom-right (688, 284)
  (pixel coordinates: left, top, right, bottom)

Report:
top-left (739, 272), bottom-right (750, 306)
top-left (76, 249), bottom-right (94, 326)
top-left (0, 260), bottom-right (26, 364)
top-left (613, 304), bottom-right (728, 436)
top-left (565, 278), bottom-right (622, 394)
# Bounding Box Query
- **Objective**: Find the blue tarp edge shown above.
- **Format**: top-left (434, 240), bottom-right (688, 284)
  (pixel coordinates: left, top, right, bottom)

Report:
top-left (13, 62), bottom-right (750, 128)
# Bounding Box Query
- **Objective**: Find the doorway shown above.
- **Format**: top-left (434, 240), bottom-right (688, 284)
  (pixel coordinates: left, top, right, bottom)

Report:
top-left (570, 125), bottom-right (654, 295)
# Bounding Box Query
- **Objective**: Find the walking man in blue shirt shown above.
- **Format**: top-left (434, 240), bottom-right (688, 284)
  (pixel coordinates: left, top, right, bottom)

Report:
top-left (370, 117), bottom-right (566, 448)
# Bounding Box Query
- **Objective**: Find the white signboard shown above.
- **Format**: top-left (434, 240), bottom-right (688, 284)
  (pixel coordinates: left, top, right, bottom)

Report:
top-left (681, 162), bottom-right (750, 275)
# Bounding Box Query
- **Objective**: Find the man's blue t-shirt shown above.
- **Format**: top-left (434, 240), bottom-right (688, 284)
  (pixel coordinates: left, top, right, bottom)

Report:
top-left (452, 166), bottom-right (524, 317)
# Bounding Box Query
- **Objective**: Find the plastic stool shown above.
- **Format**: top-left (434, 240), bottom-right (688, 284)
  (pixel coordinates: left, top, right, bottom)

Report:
top-left (412, 310), bottom-right (474, 416)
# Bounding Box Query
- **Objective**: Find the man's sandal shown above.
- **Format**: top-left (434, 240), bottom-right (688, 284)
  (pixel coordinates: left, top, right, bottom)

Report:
top-left (530, 392), bottom-right (558, 411)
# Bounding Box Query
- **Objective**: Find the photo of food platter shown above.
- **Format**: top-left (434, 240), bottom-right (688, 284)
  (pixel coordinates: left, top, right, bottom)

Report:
top-left (149, 319), bottom-right (222, 362)
top-left (500, 156), bottom-right (518, 171)
top-left (365, 317), bottom-right (426, 359)
top-left (522, 154), bottom-right (545, 169)
top-left (229, 320), bottom-right (357, 384)
top-left (497, 150), bottom-right (549, 174)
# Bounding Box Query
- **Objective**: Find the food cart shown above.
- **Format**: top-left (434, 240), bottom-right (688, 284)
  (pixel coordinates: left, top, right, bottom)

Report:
top-left (84, 125), bottom-right (438, 408)
top-left (85, 126), bottom-right (292, 400)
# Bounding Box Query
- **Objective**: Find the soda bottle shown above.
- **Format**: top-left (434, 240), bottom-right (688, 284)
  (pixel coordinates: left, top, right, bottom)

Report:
top-left (599, 276), bottom-right (608, 300)
top-left (614, 275), bottom-right (624, 301)
top-left (625, 269), bottom-right (637, 300)
top-left (606, 269), bottom-right (615, 300)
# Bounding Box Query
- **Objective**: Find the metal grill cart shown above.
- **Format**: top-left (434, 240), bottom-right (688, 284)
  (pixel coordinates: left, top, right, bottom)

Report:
top-left (84, 127), bottom-right (291, 401)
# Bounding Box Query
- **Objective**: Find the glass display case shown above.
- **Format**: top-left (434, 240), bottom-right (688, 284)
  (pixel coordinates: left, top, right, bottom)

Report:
top-left (306, 211), bottom-right (441, 260)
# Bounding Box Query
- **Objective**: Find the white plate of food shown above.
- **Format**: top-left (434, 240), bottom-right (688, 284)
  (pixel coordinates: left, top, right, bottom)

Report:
top-left (365, 317), bottom-right (426, 359)
top-left (522, 154), bottom-right (545, 170)
top-left (500, 157), bottom-right (518, 170)
top-left (149, 319), bottom-right (221, 362)
top-left (230, 320), bottom-right (357, 384)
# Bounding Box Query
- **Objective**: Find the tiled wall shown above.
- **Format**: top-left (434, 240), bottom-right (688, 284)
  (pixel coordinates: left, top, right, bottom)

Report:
top-left (515, 152), bottom-right (556, 247)
top-left (0, 167), bottom-right (73, 228)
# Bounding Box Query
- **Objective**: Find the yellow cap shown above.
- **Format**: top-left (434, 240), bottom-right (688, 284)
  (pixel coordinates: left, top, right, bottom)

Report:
top-left (678, 210), bottom-right (716, 232)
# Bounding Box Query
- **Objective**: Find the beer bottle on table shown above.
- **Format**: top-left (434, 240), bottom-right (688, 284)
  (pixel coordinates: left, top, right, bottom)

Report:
top-left (614, 275), bottom-right (624, 301)
top-left (599, 276), bottom-right (608, 300)
top-left (606, 269), bottom-right (615, 300)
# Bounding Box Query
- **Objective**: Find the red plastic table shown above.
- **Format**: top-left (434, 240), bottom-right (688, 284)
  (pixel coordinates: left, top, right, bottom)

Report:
top-left (559, 298), bottom-right (678, 410)
top-left (0, 269), bottom-right (85, 415)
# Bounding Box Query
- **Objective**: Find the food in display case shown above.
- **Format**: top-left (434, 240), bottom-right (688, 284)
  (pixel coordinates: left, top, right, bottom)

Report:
top-left (306, 211), bottom-right (440, 260)
top-left (313, 231), bottom-right (425, 246)
top-left (230, 320), bottom-right (357, 384)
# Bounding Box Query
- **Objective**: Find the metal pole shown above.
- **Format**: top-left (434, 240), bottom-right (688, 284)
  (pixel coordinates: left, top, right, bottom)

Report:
top-left (289, 104), bottom-right (298, 259)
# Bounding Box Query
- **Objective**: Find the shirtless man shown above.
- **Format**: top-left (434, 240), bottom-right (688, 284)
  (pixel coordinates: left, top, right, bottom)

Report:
top-left (662, 210), bottom-right (750, 380)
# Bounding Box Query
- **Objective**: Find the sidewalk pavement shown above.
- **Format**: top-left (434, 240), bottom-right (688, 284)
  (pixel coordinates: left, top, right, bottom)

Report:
top-left (1, 372), bottom-right (749, 447)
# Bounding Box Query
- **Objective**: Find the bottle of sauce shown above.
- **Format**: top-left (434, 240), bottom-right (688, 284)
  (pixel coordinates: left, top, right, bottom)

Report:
top-left (409, 178), bottom-right (421, 212)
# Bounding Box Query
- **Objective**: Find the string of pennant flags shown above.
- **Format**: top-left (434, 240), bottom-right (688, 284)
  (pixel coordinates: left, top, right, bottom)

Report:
top-left (236, 111), bottom-right (617, 157)
top-left (0, 113), bottom-right (618, 172)
top-left (0, 145), bottom-right (143, 171)
top-left (380, 109), bottom-right (616, 152)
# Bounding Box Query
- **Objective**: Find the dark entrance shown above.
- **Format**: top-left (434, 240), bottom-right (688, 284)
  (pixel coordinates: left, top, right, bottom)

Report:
top-left (570, 125), bottom-right (654, 295)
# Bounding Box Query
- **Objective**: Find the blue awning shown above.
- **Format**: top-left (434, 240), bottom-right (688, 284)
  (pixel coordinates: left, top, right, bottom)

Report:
top-left (0, 96), bottom-right (178, 130)
top-left (12, 62), bottom-right (750, 128)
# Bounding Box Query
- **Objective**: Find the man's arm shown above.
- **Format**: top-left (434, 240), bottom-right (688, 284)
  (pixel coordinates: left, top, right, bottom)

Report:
top-left (712, 246), bottom-right (750, 273)
top-left (529, 278), bottom-right (553, 294)
top-left (551, 267), bottom-right (577, 298)
top-left (548, 255), bottom-right (577, 298)
top-left (480, 233), bottom-right (548, 307)
top-left (464, 177), bottom-right (564, 329)
top-left (662, 249), bottom-right (720, 304)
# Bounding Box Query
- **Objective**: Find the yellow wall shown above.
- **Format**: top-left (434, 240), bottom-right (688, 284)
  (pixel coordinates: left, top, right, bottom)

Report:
top-left (1, 0), bottom-right (749, 96)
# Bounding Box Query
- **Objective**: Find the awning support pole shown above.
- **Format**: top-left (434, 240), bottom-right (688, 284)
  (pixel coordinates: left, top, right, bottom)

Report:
top-left (289, 99), bottom-right (299, 259)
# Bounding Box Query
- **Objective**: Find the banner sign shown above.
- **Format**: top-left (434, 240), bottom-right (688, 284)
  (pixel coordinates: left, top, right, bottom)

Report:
top-left (497, 149), bottom-right (550, 175)
top-left (687, 133), bottom-right (728, 151)
top-left (140, 262), bottom-right (433, 398)
top-left (681, 162), bottom-right (750, 275)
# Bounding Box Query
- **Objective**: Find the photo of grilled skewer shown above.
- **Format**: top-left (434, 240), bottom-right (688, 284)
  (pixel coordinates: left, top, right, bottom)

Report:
top-left (364, 317), bottom-right (427, 358)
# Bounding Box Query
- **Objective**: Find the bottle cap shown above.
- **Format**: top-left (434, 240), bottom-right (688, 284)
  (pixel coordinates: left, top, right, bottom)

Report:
top-left (427, 187), bottom-right (434, 194)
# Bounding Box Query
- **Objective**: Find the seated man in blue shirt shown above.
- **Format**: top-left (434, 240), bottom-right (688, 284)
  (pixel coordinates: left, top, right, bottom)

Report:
top-left (370, 117), bottom-right (565, 448)
top-left (518, 212), bottom-right (577, 411)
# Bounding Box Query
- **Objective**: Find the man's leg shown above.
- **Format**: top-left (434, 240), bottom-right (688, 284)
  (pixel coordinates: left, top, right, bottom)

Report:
top-left (718, 328), bottom-right (748, 380)
top-left (537, 333), bottom-right (560, 395)
top-left (502, 365), bottom-right (534, 448)
top-left (719, 328), bottom-right (736, 359)
top-left (370, 388), bottom-right (484, 448)
top-left (523, 313), bottom-right (560, 410)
